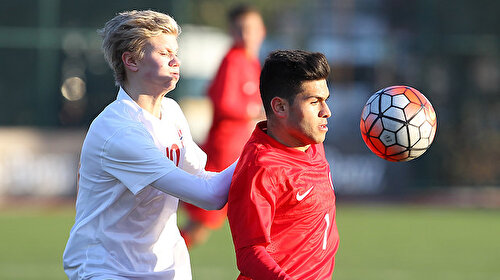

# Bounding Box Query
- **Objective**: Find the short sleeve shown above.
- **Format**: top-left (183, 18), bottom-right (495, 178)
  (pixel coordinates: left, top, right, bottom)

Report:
top-left (102, 126), bottom-right (176, 194)
top-left (228, 165), bottom-right (278, 250)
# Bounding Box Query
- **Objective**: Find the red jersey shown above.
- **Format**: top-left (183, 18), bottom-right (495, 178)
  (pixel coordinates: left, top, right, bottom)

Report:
top-left (203, 46), bottom-right (262, 171)
top-left (228, 121), bottom-right (339, 280)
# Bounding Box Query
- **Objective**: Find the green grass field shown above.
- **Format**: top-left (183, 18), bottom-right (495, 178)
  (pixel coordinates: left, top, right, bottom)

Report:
top-left (0, 203), bottom-right (499, 280)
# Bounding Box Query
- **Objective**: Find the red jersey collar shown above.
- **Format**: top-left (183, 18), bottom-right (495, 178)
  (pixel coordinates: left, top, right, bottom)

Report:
top-left (254, 121), bottom-right (317, 158)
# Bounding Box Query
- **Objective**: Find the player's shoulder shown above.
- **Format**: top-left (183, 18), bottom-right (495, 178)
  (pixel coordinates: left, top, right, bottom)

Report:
top-left (311, 143), bottom-right (327, 159)
top-left (86, 101), bottom-right (147, 142)
top-left (239, 140), bottom-right (287, 171)
top-left (222, 48), bottom-right (248, 63)
top-left (239, 140), bottom-right (328, 175)
top-left (94, 99), bottom-right (139, 124)
top-left (160, 97), bottom-right (190, 131)
top-left (161, 96), bottom-right (181, 108)
top-left (161, 97), bottom-right (183, 116)
top-left (225, 47), bottom-right (244, 57)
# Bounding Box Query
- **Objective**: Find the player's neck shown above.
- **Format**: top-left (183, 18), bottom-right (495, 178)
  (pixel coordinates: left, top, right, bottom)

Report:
top-left (122, 84), bottom-right (165, 119)
top-left (266, 121), bottom-right (310, 152)
top-left (233, 43), bottom-right (259, 59)
top-left (244, 47), bottom-right (259, 59)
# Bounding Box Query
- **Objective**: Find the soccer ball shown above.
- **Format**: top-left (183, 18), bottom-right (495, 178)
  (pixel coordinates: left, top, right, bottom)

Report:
top-left (360, 85), bottom-right (437, 162)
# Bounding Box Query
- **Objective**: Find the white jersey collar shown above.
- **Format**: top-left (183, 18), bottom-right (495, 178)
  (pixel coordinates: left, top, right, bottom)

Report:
top-left (117, 87), bottom-right (140, 109)
top-left (117, 87), bottom-right (163, 123)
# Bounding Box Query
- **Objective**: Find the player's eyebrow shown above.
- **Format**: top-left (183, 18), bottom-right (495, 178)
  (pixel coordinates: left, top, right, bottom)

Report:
top-left (163, 47), bottom-right (178, 53)
top-left (306, 94), bottom-right (330, 101)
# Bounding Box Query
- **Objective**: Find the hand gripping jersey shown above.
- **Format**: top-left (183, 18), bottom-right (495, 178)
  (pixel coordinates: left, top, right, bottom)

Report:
top-left (228, 121), bottom-right (339, 280)
top-left (63, 88), bottom-right (206, 280)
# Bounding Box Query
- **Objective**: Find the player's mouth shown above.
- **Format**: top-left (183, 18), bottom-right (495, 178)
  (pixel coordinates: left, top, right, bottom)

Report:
top-left (171, 72), bottom-right (180, 80)
top-left (319, 123), bottom-right (328, 132)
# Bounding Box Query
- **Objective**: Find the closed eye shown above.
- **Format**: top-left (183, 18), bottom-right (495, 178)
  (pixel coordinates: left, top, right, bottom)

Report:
top-left (311, 97), bottom-right (325, 105)
top-left (160, 50), bottom-right (178, 58)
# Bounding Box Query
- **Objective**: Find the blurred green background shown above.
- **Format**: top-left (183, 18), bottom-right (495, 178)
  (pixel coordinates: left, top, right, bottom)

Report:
top-left (0, 0), bottom-right (499, 279)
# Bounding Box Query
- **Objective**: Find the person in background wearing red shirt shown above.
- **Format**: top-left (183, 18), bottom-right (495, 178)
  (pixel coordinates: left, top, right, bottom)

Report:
top-left (181, 4), bottom-right (266, 247)
top-left (228, 50), bottom-right (339, 280)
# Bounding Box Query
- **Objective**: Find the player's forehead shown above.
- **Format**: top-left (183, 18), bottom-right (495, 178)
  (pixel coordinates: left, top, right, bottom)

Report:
top-left (234, 11), bottom-right (262, 24)
top-left (296, 79), bottom-right (330, 99)
top-left (146, 33), bottom-right (178, 51)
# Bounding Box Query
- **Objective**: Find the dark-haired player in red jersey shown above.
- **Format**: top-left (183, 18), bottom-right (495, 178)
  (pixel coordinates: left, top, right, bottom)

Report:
top-left (227, 50), bottom-right (339, 280)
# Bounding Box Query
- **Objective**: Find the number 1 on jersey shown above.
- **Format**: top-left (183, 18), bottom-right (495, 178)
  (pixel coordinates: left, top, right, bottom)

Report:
top-left (323, 213), bottom-right (330, 250)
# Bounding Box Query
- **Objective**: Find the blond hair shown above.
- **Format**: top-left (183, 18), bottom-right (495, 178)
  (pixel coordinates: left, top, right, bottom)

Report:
top-left (99, 10), bottom-right (181, 86)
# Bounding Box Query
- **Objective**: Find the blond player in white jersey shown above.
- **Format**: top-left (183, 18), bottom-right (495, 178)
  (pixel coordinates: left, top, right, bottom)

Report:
top-left (62, 10), bottom-right (236, 279)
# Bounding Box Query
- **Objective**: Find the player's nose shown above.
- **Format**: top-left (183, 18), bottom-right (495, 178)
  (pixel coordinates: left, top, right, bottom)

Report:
top-left (170, 55), bottom-right (181, 67)
top-left (320, 102), bottom-right (331, 118)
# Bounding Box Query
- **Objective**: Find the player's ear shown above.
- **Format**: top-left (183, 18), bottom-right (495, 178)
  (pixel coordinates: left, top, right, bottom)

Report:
top-left (270, 97), bottom-right (287, 118)
top-left (122, 52), bottom-right (139, 72)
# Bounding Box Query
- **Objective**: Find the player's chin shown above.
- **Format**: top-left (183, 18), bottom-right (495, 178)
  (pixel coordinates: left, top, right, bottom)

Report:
top-left (165, 85), bottom-right (177, 93)
top-left (165, 80), bottom-right (178, 92)
top-left (312, 133), bottom-right (327, 144)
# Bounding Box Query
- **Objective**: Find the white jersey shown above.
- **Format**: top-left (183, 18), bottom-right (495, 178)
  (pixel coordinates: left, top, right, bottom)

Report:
top-left (63, 88), bottom-right (206, 280)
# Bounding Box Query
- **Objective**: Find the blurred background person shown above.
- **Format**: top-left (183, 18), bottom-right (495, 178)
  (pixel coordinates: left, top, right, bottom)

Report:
top-left (181, 3), bottom-right (266, 248)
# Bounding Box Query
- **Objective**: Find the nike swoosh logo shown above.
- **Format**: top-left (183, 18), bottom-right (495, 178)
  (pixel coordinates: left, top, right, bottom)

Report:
top-left (296, 186), bottom-right (314, 201)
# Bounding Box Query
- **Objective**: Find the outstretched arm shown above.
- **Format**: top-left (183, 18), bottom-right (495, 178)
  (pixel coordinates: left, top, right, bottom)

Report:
top-left (151, 161), bottom-right (237, 210)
